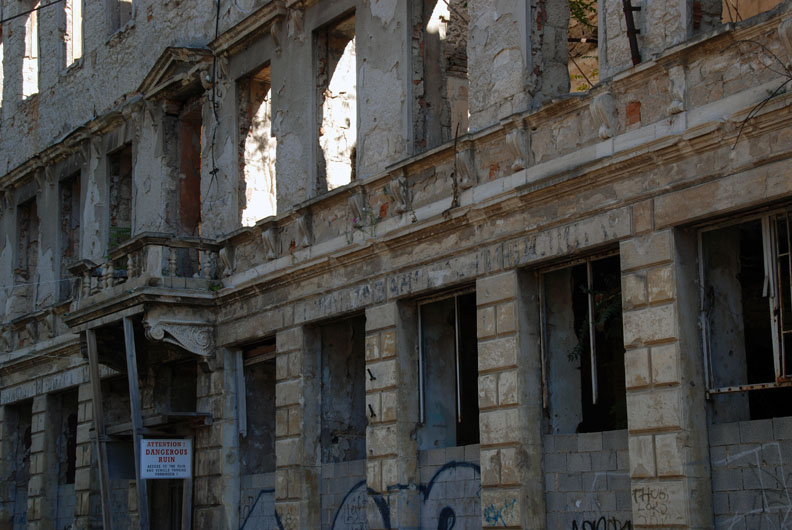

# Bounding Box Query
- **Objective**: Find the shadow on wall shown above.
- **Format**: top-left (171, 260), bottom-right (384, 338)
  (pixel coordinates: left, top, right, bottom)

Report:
top-left (238, 461), bottom-right (482, 530)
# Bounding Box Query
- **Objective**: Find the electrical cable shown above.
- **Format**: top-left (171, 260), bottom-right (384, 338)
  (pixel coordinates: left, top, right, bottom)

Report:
top-left (0, 0), bottom-right (66, 26)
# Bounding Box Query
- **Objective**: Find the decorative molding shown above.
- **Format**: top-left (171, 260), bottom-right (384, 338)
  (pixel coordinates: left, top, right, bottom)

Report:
top-left (0, 327), bottom-right (11, 353)
top-left (455, 148), bottom-right (475, 190)
top-left (589, 93), bottom-right (618, 140)
top-left (296, 213), bottom-right (312, 247)
top-left (218, 247), bottom-right (234, 278)
top-left (505, 128), bottom-right (530, 171)
top-left (667, 65), bottom-right (685, 115)
top-left (38, 311), bottom-right (55, 340)
top-left (388, 173), bottom-right (411, 214)
top-left (24, 320), bottom-right (38, 343)
top-left (144, 318), bottom-right (215, 357)
top-left (261, 226), bottom-right (279, 260)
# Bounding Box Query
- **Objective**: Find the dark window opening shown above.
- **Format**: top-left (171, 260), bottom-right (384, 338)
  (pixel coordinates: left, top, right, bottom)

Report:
top-left (56, 391), bottom-right (78, 485)
top-left (418, 291), bottom-right (479, 449)
top-left (15, 198), bottom-right (39, 282)
top-left (7, 401), bottom-right (33, 530)
top-left (240, 338), bottom-right (276, 475)
top-left (238, 64), bottom-right (276, 226)
top-left (108, 145), bottom-right (133, 249)
top-left (320, 315), bottom-right (367, 463)
top-left (542, 254), bottom-right (627, 433)
top-left (316, 13), bottom-right (356, 193)
top-left (59, 173), bottom-right (80, 301)
top-left (701, 210), bottom-right (792, 423)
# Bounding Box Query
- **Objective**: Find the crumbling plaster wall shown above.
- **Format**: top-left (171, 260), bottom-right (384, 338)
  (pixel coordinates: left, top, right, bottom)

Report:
top-left (0, 0), bottom-right (253, 175)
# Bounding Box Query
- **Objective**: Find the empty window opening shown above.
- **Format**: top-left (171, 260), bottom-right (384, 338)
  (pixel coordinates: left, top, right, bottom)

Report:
top-left (64, 0), bottom-right (83, 66)
top-left (7, 401), bottom-right (33, 530)
top-left (239, 64), bottom-right (276, 226)
top-left (16, 198), bottom-right (39, 282)
top-left (418, 291), bottom-right (479, 450)
top-left (316, 14), bottom-right (356, 192)
top-left (54, 391), bottom-right (78, 530)
top-left (413, 0), bottom-right (469, 150)
top-left (178, 100), bottom-right (202, 237)
top-left (107, 0), bottom-right (133, 33)
top-left (320, 315), bottom-right (366, 463)
top-left (22, 1), bottom-right (39, 98)
top-left (568, 0), bottom-right (598, 92)
top-left (700, 209), bottom-right (792, 423)
top-left (240, 339), bottom-right (276, 475)
top-left (721, 0), bottom-right (783, 23)
top-left (108, 145), bottom-right (132, 249)
top-left (541, 254), bottom-right (626, 433)
top-left (59, 173), bottom-right (80, 301)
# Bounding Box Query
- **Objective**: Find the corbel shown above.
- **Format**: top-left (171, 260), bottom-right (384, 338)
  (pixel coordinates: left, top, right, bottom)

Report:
top-left (505, 126), bottom-right (530, 171)
top-left (271, 19), bottom-right (283, 55)
top-left (779, 18), bottom-right (792, 65)
top-left (388, 171), bottom-right (411, 214)
top-left (589, 92), bottom-right (617, 140)
top-left (218, 246), bottom-right (234, 278)
top-left (38, 311), bottom-right (55, 339)
top-left (348, 191), bottom-right (366, 221)
top-left (455, 145), bottom-right (476, 190)
top-left (261, 225), bottom-right (279, 260)
top-left (666, 64), bottom-right (685, 115)
top-left (25, 320), bottom-right (38, 344)
top-left (296, 212), bottom-right (312, 248)
top-left (287, 5), bottom-right (304, 44)
top-left (144, 318), bottom-right (215, 357)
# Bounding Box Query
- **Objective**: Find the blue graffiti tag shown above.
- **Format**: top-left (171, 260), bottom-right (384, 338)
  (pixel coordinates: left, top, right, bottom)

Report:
top-left (483, 497), bottom-right (517, 527)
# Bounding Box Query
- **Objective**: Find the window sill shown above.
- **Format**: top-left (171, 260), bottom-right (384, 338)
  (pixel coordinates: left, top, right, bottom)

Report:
top-left (106, 19), bottom-right (136, 45)
top-left (61, 57), bottom-right (84, 77)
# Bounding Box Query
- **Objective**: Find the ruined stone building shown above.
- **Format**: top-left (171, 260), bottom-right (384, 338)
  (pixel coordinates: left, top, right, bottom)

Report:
top-left (1, 0), bottom-right (792, 528)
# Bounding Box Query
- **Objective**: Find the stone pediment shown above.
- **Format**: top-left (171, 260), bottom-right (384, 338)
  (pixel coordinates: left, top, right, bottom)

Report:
top-left (137, 47), bottom-right (214, 101)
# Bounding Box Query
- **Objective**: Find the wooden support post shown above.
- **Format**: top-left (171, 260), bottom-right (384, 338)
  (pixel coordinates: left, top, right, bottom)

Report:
top-left (123, 317), bottom-right (150, 529)
top-left (86, 329), bottom-right (113, 530)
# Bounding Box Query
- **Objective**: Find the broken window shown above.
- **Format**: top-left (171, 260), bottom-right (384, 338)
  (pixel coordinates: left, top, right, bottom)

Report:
top-left (59, 173), bottom-right (80, 301)
top-left (108, 145), bottom-right (132, 249)
top-left (568, 0), bottom-right (599, 92)
top-left (699, 209), bottom-right (792, 422)
top-left (412, 0), bottom-right (469, 151)
top-left (721, 0), bottom-right (783, 23)
top-left (240, 339), bottom-right (276, 475)
top-left (22, 1), bottom-right (39, 98)
top-left (238, 64), bottom-right (276, 226)
top-left (417, 291), bottom-right (479, 449)
top-left (54, 391), bottom-right (78, 530)
top-left (316, 14), bottom-right (356, 192)
top-left (64, 0), bottom-right (83, 66)
top-left (16, 198), bottom-right (39, 282)
top-left (541, 254), bottom-right (626, 433)
top-left (320, 315), bottom-right (366, 463)
top-left (106, 0), bottom-right (133, 33)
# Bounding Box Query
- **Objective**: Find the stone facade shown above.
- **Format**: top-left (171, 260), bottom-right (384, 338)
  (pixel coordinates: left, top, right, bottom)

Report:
top-left (1, 0), bottom-right (792, 528)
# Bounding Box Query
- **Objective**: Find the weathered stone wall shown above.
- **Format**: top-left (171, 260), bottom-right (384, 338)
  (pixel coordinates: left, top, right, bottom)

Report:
top-left (544, 431), bottom-right (632, 530)
top-left (320, 459), bottom-right (367, 530)
top-left (709, 417), bottom-right (792, 529)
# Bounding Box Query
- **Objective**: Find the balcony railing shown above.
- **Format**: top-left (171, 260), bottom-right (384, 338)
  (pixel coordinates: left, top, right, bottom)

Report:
top-left (68, 233), bottom-right (221, 299)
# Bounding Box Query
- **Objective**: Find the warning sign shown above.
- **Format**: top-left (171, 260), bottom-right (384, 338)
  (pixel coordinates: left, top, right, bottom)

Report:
top-left (140, 439), bottom-right (192, 479)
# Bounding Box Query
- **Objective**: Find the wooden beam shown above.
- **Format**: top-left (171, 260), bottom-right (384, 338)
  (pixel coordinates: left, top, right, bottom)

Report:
top-left (86, 329), bottom-right (113, 530)
top-left (123, 317), bottom-right (150, 529)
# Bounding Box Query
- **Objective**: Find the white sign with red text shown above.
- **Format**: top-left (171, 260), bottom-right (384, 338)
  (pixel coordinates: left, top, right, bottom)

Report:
top-left (140, 439), bottom-right (192, 479)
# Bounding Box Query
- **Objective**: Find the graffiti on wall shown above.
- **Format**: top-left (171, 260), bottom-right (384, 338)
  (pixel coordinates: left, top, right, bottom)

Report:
top-left (238, 461), bottom-right (481, 530)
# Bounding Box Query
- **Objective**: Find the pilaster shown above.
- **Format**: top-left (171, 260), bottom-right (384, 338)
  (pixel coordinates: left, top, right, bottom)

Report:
top-left (364, 302), bottom-right (420, 529)
top-left (619, 227), bottom-right (712, 529)
top-left (26, 395), bottom-right (54, 530)
top-left (476, 270), bottom-right (545, 529)
top-left (274, 326), bottom-right (320, 529)
top-left (73, 383), bottom-right (97, 530)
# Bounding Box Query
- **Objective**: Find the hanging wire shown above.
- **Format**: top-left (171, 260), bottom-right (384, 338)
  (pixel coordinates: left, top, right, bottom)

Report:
top-left (0, 0), bottom-right (66, 26)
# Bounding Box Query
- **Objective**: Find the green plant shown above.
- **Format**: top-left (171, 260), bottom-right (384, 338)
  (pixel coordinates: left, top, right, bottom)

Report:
top-left (570, 0), bottom-right (597, 28)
